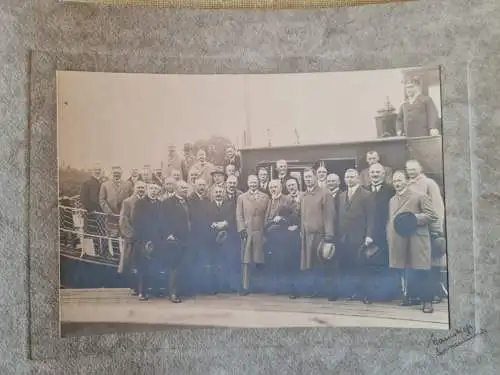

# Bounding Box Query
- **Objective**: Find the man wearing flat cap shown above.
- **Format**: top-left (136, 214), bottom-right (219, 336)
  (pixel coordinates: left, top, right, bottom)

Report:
top-left (396, 77), bottom-right (441, 138)
top-left (208, 166), bottom-right (227, 201)
top-left (387, 170), bottom-right (438, 313)
top-left (264, 180), bottom-right (299, 296)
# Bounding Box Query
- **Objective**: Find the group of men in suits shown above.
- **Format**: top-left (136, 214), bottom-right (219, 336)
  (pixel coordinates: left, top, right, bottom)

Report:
top-left (83, 147), bottom-right (445, 313)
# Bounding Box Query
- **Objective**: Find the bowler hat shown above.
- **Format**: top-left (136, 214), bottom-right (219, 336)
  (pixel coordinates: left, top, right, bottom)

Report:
top-left (317, 240), bottom-right (336, 262)
top-left (215, 230), bottom-right (228, 245)
top-left (393, 212), bottom-right (418, 237)
top-left (144, 241), bottom-right (155, 259)
top-left (431, 235), bottom-right (446, 258)
top-left (361, 243), bottom-right (381, 259)
top-left (211, 166), bottom-right (225, 176)
top-left (265, 217), bottom-right (288, 233)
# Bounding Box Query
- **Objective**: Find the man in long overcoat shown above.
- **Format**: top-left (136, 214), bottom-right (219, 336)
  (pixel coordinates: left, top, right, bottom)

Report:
top-left (187, 178), bottom-right (210, 274)
top-left (161, 180), bottom-right (191, 303)
top-left (406, 159), bottom-right (446, 302)
top-left (264, 180), bottom-right (299, 295)
top-left (236, 174), bottom-right (269, 294)
top-left (118, 180), bottom-right (146, 294)
top-left (99, 166), bottom-right (131, 257)
top-left (388, 171), bottom-right (438, 313)
top-left (337, 169), bottom-right (375, 303)
top-left (132, 181), bottom-right (163, 301)
top-left (80, 164), bottom-right (104, 255)
top-left (206, 185), bottom-right (238, 294)
top-left (300, 168), bottom-right (335, 273)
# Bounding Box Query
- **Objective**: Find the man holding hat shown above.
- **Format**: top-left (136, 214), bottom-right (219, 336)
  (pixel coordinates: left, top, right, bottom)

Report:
top-left (337, 169), bottom-right (375, 303)
top-left (161, 180), bottom-right (192, 303)
top-left (205, 184), bottom-right (237, 294)
top-left (264, 180), bottom-right (299, 296)
top-left (300, 168), bottom-right (335, 297)
top-left (208, 166), bottom-right (227, 201)
top-left (388, 170), bottom-right (438, 313)
top-left (132, 181), bottom-right (163, 301)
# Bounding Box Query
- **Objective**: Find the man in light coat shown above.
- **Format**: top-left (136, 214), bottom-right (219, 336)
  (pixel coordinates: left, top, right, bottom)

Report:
top-left (118, 180), bottom-right (146, 295)
top-left (406, 159), bottom-right (446, 302)
top-left (99, 166), bottom-right (131, 257)
top-left (300, 168), bottom-right (335, 297)
top-left (387, 171), bottom-right (438, 313)
top-left (236, 174), bottom-right (270, 294)
top-left (264, 180), bottom-right (299, 296)
top-left (189, 149), bottom-right (216, 187)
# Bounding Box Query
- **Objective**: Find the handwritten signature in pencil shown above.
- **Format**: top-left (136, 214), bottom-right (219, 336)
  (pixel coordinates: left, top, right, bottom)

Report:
top-left (429, 323), bottom-right (487, 355)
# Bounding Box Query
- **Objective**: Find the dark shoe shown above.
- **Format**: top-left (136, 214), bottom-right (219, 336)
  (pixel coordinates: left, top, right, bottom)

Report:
top-left (170, 294), bottom-right (182, 303)
top-left (239, 291), bottom-right (250, 296)
top-left (422, 302), bottom-right (434, 313)
top-left (138, 294), bottom-right (148, 301)
top-left (327, 295), bottom-right (338, 302)
top-left (289, 295), bottom-right (298, 299)
top-left (362, 297), bottom-right (372, 305)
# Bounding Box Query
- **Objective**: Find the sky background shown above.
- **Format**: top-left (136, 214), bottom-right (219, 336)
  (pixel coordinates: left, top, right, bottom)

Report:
top-left (57, 69), bottom-right (441, 173)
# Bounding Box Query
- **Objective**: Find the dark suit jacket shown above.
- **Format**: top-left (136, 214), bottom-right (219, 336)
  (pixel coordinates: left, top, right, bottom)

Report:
top-left (206, 200), bottom-right (238, 242)
top-left (162, 196), bottom-right (191, 247)
top-left (364, 183), bottom-right (395, 250)
top-left (80, 176), bottom-right (102, 212)
top-left (330, 191), bottom-right (341, 244)
top-left (188, 193), bottom-right (211, 241)
top-left (258, 182), bottom-right (271, 196)
top-left (132, 197), bottom-right (163, 249)
top-left (338, 186), bottom-right (375, 249)
top-left (396, 95), bottom-right (440, 137)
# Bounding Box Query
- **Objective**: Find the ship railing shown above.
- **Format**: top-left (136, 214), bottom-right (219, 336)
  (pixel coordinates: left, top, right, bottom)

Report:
top-left (59, 203), bottom-right (123, 259)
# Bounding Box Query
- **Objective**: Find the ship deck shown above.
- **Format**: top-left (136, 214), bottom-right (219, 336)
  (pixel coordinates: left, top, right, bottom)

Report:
top-left (60, 288), bottom-right (449, 336)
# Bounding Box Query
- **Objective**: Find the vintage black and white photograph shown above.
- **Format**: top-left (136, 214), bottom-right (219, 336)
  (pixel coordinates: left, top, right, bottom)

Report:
top-left (57, 67), bottom-right (449, 336)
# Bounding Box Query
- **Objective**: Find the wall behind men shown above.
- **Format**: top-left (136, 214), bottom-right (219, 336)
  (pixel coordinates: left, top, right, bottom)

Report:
top-left (1, 1), bottom-right (499, 374)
